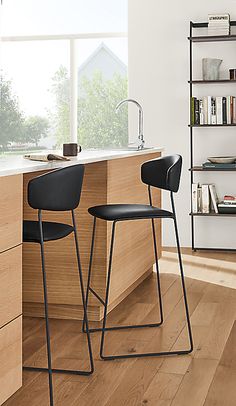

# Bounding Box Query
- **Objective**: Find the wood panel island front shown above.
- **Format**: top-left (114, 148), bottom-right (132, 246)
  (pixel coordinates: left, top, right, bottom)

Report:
top-left (0, 147), bottom-right (162, 404)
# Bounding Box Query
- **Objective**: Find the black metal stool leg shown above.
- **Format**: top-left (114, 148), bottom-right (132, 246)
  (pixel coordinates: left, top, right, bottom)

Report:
top-left (100, 221), bottom-right (116, 359)
top-left (72, 210), bottom-right (94, 374)
top-left (82, 217), bottom-right (97, 334)
top-left (151, 217), bottom-right (164, 325)
top-left (148, 185), bottom-right (163, 325)
top-left (171, 193), bottom-right (194, 353)
top-left (38, 211), bottom-right (54, 406)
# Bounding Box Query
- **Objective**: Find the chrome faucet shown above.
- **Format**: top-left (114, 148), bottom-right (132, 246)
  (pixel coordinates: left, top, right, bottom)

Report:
top-left (116, 98), bottom-right (145, 150)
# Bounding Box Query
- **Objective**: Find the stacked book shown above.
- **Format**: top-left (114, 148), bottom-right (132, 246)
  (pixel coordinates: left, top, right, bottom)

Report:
top-left (202, 161), bottom-right (236, 169)
top-left (191, 96), bottom-right (236, 125)
top-left (218, 195), bottom-right (236, 214)
top-left (192, 183), bottom-right (219, 213)
top-left (208, 14), bottom-right (230, 36)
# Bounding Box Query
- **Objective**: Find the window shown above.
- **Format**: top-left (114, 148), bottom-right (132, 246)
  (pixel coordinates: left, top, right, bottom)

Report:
top-left (0, 1), bottom-right (128, 154)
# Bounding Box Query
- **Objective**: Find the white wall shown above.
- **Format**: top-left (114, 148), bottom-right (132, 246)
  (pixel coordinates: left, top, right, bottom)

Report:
top-left (129, 0), bottom-right (236, 249)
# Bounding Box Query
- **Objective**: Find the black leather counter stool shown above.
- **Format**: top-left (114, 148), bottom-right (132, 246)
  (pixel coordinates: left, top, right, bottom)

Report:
top-left (23, 165), bottom-right (94, 406)
top-left (83, 155), bottom-right (193, 361)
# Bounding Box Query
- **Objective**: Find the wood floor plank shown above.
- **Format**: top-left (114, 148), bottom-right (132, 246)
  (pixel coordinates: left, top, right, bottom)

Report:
top-left (170, 359), bottom-right (218, 406)
top-left (194, 300), bottom-right (235, 361)
top-left (159, 302), bottom-right (218, 375)
top-left (141, 372), bottom-right (183, 406)
top-left (204, 321), bottom-right (236, 406)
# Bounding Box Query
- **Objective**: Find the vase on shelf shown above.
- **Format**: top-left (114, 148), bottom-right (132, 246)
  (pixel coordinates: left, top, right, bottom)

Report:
top-left (202, 58), bottom-right (222, 81)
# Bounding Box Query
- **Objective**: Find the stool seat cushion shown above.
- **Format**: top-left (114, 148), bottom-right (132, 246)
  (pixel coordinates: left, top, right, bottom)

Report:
top-left (88, 204), bottom-right (174, 221)
top-left (23, 220), bottom-right (74, 243)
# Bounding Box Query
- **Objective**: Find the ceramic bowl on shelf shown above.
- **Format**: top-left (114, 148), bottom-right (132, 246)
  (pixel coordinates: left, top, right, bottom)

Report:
top-left (207, 156), bottom-right (236, 164)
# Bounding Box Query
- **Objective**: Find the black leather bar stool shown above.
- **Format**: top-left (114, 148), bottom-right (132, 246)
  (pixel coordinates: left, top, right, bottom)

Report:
top-left (83, 155), bottom-right (193, 360)
top-left (23, 165), bottom-right (94, 406)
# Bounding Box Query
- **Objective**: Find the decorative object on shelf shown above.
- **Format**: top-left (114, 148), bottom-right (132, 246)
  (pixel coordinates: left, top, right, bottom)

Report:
top-left (202, 58), bottom-right (222, 81)
top-left (229, 69), bottom-right (236, 80)
top-left (208, 14), bottom-right (230, 36)
top-left (63, 143), bottom-right (81, 156)
top-left (207, 156), bottom-right (236, 164)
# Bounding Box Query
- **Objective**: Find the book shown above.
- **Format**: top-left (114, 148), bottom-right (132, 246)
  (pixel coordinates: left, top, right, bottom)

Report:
top-left (224, 194), bottom-right (236, 200)
top-left (216, 96), bottom-right (223, 125)
top-left (218, 203), bottom-right (236, 214)
top-left (203, 97), bottom-right (208, 125)
top-left (222, 97), bottom-right (227, 124)
top-left (192, 183), bottom-right (198, 213)
top-left (211, 97), bottom-right (216, 124)
top-left (223, 201), bottom-right (236, 205)
top-left (202, 184), bottom-right (210, 213)
top-left (207, 96), bottom-right (212, 124)
top-left (199, 98), bottom-right (204, 125)
top-left (226, 96), bottom-right (231, 124)
top-left (223, 195), bottom-right (236, 204)
top-left (195, 98), bottom-right (200, 125)
top-left (202, 162), bottom-right (236, 169)
top-left (208, 14), bottom-right (230, 36)
top-left (209, 184), bottom-right (219, 213)
top-left (24, 154), bottom-right (70, 162)
top-left (197, 185), bottom-right (202, 212)
top-left (191, 97), bottom-right (195, 125)
top-left (233, 97), bottom-right (236, 124)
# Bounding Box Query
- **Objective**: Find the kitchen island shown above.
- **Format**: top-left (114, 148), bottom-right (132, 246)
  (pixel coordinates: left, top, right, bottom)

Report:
top-left (0, 147), bottom-right (162, 404)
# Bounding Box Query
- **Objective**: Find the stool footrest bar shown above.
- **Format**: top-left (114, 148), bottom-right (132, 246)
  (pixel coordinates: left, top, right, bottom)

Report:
top-left (101, 348), bottom-right (193, 361)
top-left (23, 365), bottom-right (92, 376)
top-left (85, 321), bottom-right (163, 334)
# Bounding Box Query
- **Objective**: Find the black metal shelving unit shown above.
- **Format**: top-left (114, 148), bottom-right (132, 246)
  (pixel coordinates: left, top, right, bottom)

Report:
top-left (188, 20), bottom-right (236, 252)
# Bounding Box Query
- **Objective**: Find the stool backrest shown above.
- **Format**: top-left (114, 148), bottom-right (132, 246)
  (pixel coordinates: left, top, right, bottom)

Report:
top-left (28, 164), bottom-right (85, 211)
top-left (141, 155), bottom-right (182, 192)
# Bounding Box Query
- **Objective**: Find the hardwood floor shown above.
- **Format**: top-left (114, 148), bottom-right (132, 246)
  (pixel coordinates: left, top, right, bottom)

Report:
top-left (4, 251), bottom-right (236, 406)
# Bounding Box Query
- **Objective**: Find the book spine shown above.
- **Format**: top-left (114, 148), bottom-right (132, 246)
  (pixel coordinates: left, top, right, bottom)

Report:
top-left (203, 97), bottom-right (208, 125)
top-left (197, 186), bottom-right (202, 212)
top-left (222, 97), bottom-right (227, 124)
top-left (199, 98), bottom-right (204, 125)
top-left (191, 97), bottom-right (195, 125)
top-left (192, 183), bottom-right (198, 213)
top-left (207, 96), bottom-right (211, 125)
top-left (223, 201), bottom-right (236, 205)
top-left (226, 96), bottom-right (231, 124)
top-left (195, 99), bottom-right (200, 125)
top-left (231, 96), bottom-right (233, 124)
top-left (203, 163), bottom-right (236, 168)
top-left (233, 97), bottom-right (236, 124)
top-left (202, 184), bottom-right (210, 213)
top-left (216, 96), bottom-right (223, 125)
top-left (209, 184), bottom-right (219, 213)
top-left (211, 97), bottom-right (216, 124)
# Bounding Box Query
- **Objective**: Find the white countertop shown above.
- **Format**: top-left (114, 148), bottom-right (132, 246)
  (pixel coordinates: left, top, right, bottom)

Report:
top-left (0, 147), bottom-right (163, 177)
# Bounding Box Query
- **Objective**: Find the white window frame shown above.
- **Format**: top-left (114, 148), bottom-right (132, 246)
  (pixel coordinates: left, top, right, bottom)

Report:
top-left (1, 32), bottom-right (128, 142)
